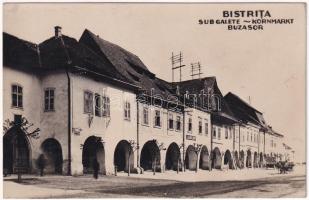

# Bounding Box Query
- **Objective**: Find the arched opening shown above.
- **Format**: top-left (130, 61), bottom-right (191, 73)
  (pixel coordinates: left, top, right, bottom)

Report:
top-left (211, 147), bottom-right (222, 169)
top-left (234, 151), bottom-right (239, 168)
top-left (41, 138), bottom-right (63, 174)
top-left (82, 136), bottom-right (105, 174)
top-left (199, 145), bottom-right (210, 170)
top-left (246, 150), bottom-right (252, 168)
top-left (3, 127), bottom-right (31, 174)
top-left (140, 140), bottom-right (160, 171)
top-left (185, 145), bottom-right (197, 171)
top-left (224, 150), bottom-right (234, 169)
top-left (253, 152), bottom-right (258, 168)
top-left (165, 143), bottom-right (180, 171)
top-left (259, 152), bottom-right (264, 167)
top-left (114, 140), bottom-right (134, 172)
top-left (239, 150), bottom-right (245, 169)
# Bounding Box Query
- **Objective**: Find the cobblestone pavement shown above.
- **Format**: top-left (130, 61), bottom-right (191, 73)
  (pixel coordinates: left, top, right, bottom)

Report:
top-left (3, 165), bottom-right (306, 198)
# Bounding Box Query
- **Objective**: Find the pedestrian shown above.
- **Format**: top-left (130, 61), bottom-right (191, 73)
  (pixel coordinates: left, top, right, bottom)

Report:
top-left (37, 154), bottom-right (46, 177)
top-left (93, 158), bottom-right (99, 179)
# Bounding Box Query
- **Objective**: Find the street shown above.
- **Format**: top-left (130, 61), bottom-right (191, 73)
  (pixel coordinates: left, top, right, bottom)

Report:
top-left (3, 165), bottom-right (306, 198)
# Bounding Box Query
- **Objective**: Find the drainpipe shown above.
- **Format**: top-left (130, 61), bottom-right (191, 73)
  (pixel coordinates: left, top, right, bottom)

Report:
top-left (263, 131), bottom-right (266, 155)
top-left (65, 67), bottom-right (72, 176)
top-left (238, 122), bottom-right (241, 156)
top-left (233, 125), bottom-right (235, 151)
top-left (136, 100), bottom-right (140, 169)
top-left (182, 108), bottom-right (185, 172)
top-left (210, 118), bottom-right (213, 171)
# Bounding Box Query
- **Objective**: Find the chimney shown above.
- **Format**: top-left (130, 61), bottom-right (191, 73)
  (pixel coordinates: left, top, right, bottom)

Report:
top-left (55, 26), bottom-right (62, 38)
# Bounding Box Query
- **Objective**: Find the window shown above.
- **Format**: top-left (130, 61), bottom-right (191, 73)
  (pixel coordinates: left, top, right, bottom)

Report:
top-left (12, 85), bottom-right (23, 108)
top-left (176, 116), bottom-right (181, 131)
top-left (213, 126), bottom-right (216, 138)
top-left (168, 113), bottom-right (174, 130)
top-left (188, 118), bottom-right (192, 133)
top-left (84, 91), bottom-right (93, 114)
top-left (124, 101), bottom-right (131, 120)
top-left (251, 133), bottom-right (253, 142)
top-left (205, 122), bottom-right (209, 136)
top-left (102, 96), bottom-right (110, 117)
top-left (44, 88), bottom-right (55, 111)
top-left (14, 114), bottom-right (22, 124)
top-left (198, 119), bottom-right (202, 135)
top-left (154, 110), bottom-right (161, 127)
top-left (95, 93), bottom-right (102, 117)
top-left (247, 132), bottom-right (249, 141)
top-left (218, 128), bottom-right (221, 140)
top-left (229, 127), bottom-right (233, 139)
top-left (143, 107), bottom-right (149, 125)
top-left (225, 127), bottom-right (228, 139)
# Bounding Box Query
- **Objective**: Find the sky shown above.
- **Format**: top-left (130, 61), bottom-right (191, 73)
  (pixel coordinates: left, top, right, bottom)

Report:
top-left (3, 3), bottom-right (306, 162)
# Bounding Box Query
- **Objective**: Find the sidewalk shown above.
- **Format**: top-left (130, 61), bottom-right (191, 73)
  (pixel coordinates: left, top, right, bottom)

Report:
top-left (117, 165), bottom-right (306, 182)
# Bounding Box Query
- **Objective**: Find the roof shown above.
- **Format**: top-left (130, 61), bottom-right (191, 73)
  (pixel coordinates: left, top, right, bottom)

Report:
top-left (3, 32), bottom-right (41, 70)
top-left (4, 31), bottom-right (140, 91)
top-left (174, 77), bottom-right (238, 123)
top-left (225, 92), bottom-right (262, 114)
top-left (224, 92), bottom-right (267, 127)
top-left (79, 29), bottom-right (175, 98)
top-left (266, 125), bottom-right (284, 137)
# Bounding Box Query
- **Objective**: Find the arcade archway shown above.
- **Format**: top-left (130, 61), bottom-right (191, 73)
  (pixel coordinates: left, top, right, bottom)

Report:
top-left (185, 145), bottom-right (197, 171)
top-left (212, 147), bottom-right (222, 169)
top-left (114, 140), bottom-right (134, 172)
top-left (234, 151), bottom-right (239, 168)
top-left (165, 143), bottom-right (181, 171)
top-left (82, 136), bottom-right (105, 174)
top-left (253, 152), bottom-right (258, 168)
top-left (41, 138), bottom-right (63, 174)
top-left (239, 150), bottom-right (245, 168)
top-left (140, 140), bottom-right (160, 171)
top-left (246, 150), bottom-right (252, 168)
top-left (199, 145), bottom-right (210, 170)
top-left (224, 150), bottom-right (234, 169)
top-left (259, 152), bottom-right (264, 167)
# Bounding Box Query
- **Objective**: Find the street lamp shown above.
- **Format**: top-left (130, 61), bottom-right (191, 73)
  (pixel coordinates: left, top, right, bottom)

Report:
top-left (193, 143), bottom-right (203, 173)
top-left (128, 140), bottom-right (138, 177)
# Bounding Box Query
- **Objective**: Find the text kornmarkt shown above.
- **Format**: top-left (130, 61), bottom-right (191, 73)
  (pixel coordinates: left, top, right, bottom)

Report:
top-left (198, 10), bottom-right (294, 31)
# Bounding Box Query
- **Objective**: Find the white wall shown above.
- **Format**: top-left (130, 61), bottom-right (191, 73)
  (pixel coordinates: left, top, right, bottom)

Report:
top-left (70, 73), bottom-right (137, 175)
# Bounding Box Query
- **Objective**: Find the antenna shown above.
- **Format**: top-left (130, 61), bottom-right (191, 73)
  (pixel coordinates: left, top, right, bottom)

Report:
top-left (190, 62), bottom-right (203, 79)
top-left (171, 51), bottom-right (185, 83)
top-left (248, 96), bottom-right (251, 105)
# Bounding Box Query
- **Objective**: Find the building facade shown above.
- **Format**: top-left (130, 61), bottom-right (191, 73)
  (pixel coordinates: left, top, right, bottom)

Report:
top-left (3, 27), bottom-right (292, 176)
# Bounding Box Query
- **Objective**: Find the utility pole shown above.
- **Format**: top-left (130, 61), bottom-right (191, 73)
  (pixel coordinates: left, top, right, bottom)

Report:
top-left (171, 52), bottom-right (185, 83)
top-left (190, 62), bottom-right (203, 80)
